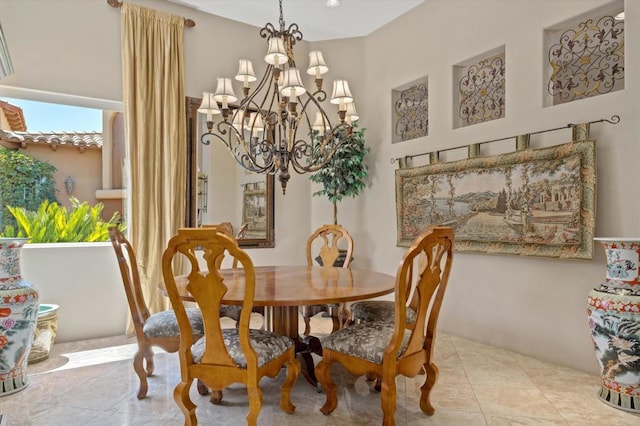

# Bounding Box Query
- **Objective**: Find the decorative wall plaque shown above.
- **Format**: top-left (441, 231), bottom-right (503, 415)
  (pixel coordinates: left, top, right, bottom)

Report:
top-left (391, 77), bottom-right (428, 143)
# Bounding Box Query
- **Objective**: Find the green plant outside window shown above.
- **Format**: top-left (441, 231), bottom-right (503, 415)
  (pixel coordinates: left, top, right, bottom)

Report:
top-left (0, 146), bottom-right (57, 230)
top-left (0, 198), bottom-right (123, 243)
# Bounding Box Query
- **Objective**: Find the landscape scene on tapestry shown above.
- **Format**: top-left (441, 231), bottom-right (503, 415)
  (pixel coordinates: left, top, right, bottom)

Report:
top-left (398, 155), bottom-right (584, 247)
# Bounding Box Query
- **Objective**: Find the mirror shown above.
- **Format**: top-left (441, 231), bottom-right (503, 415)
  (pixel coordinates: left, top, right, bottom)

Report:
top-left (186, 96), bottom-right (275, 248)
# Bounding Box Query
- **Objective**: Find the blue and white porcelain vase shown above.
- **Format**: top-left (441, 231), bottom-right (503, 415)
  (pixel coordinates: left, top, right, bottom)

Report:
top-left (0, 238), bottom-right (39, 396)
top-left (587, 238), bottom-right (640, 413)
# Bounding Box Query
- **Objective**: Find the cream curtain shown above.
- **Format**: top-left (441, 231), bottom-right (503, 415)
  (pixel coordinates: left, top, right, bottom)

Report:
top-left (121, 3), bottom-right (186, 317)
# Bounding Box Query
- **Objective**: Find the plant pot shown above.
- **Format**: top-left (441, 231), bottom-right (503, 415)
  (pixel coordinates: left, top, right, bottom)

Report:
top-left (587, 238), bottom-right (640, 412)
top-left (28, 304), bottom-right (59, 364)
top-left (0, 238), bottom-right (39, 396)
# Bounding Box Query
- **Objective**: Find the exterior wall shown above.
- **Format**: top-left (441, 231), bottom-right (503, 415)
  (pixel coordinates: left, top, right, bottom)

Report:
top-left (13, 143), bottom-right (102, 210)
top-left (1, 0), bottom-right (637, 376)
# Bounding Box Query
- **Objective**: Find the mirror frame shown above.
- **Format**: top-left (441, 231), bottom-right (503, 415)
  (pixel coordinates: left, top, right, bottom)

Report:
top-left (185, 96), bottom-right (275, 248)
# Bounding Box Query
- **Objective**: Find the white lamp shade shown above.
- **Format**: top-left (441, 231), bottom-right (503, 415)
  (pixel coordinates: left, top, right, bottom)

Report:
top-left (213, 78), bottom-right (238, 104)
top-left (312, 111), bottom-right (327, 136)
top-left (345, 101), bottom-right (359, 121)
top-left (330, 80), bottom-right (354, 105)
top-left (264, 37), bottom-right (288, 66)
top-left (197, 92), bottom-right (221, 120)
top-left (307, 51), bottom-right (329, 76)
top-left (232, 109), bottom-right (245, 133)
top-left (280, 68), bottom-right (306, 97)
top-left (235, 59), bottom-right (257, 83)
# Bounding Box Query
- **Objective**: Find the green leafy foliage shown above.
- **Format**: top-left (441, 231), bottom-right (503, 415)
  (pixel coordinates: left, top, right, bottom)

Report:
top-left (309, 123), bottom-right (369, 222)
top-left (0, 146), bottom-right (57, 230)
top-left (0, 197), bottom-right (124, 243)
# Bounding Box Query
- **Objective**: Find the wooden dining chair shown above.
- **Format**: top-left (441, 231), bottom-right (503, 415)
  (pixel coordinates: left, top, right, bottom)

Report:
top-left (200, 223), bottom-right (249, 323)
top-left (301, 224), bottom-right (354, 335)
top-left (349, 253), bottom-right (427, 325)
top-left (162, 228), bottom-right (300, 426)
top-left (316, 226), bottom-right (454, 426)
top-left (108, 226), bottom-right (205, 399)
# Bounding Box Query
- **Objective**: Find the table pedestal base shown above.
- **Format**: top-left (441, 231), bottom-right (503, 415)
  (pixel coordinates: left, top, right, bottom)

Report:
top-left (265, 306), bottom-right (323, 388)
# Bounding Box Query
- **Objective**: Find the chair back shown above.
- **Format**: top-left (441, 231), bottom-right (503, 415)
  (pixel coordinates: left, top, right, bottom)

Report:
top-left (109, 226), bottom-right (150, 338)
top-left (306, 224), bottom-right (354, 268)
top-left (162, 228), bottom-right (258, 369)
top-left (387, 226), bottom-right (453, 366)
top-left (202, 223), bottom-right (241, 268)
top-left (236, 223), bottom-right (249, 239)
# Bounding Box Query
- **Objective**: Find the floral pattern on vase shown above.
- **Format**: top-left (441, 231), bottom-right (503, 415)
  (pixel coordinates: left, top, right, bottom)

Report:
top-left (0, 238), bottom-right (39, 396)
top-left (587, 238), bottom-right (640, 413)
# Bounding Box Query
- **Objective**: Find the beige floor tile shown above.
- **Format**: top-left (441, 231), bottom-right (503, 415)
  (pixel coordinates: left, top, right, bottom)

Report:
top-left (463, 356), bottom-right (537, 387)
top-left (3, 326), bottom-right (638, 425)
top-left (407, 380), bottom-right (482, 413)
top-left (408, 409), bottom-right (488, 425)
top-left (472, 384), bottom-right (565, 420)
top-left (543, 389), bottom-right (640, 425)
top-left (485, 414), bottom-right (569, 425)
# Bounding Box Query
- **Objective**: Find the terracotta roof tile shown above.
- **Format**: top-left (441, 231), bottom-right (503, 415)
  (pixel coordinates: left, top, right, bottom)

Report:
top-left (0, 100), bottom-right (27, 131)
top-left (0, 129), bottom-right (103, 151)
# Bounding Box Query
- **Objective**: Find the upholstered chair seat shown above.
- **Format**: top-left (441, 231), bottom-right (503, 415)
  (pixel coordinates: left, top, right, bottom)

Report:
top-left (321, 322), bottom-right (411, 364)
top-left (349, 253), bottom-right (426, 326)
top-left (143, 308), bottom-right (204, 338)
top-left (349, 301), bottom-right (417, 325)
top-left (192, 329), bottom-right (293, 368)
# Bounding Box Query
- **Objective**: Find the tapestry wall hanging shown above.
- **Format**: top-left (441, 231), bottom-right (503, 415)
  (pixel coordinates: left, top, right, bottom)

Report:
top-left (395, 137), bottom-right (596, 259)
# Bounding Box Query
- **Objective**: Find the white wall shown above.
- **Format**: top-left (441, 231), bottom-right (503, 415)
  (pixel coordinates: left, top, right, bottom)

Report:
top-left (21, 243), bottom-right (127, 343)
top-left (323, 0), bottom-right (637, 374)
top-left (1, 0), bottom-right (638, 374)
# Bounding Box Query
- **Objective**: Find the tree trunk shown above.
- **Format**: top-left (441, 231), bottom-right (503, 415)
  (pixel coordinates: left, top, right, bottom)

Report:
top-left (333, 188), bottom-right (338, 225)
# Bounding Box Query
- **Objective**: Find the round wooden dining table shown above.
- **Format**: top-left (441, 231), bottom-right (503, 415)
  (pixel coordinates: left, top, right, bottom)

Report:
top-left (162, 265), bottom-right (396, 387)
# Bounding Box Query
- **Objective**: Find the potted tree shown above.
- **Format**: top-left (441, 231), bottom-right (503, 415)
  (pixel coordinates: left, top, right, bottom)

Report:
top-left (309, 123), bottom-right (369, 225)
top-left (307, 124), bottom-right (369, 325)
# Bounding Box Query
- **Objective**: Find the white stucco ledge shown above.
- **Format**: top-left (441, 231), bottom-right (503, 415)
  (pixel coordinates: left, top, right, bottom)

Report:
top-left (23, 241), bottom-right (112, 249)
top-left (95, 189), bottom-right (124, 200)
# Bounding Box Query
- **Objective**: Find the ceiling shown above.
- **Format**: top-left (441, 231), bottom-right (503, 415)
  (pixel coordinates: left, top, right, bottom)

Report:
top-left (166, 0), bottom-right (425, 41)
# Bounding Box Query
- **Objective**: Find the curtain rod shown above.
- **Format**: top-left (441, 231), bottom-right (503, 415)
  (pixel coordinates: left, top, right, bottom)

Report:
top-left (390, 115), bottom-right (621, 164)
top-left (107, 0), bottom-right (196, 28)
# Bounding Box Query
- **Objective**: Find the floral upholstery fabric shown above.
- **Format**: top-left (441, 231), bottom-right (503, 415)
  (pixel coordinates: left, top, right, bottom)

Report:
top-left (191, 328), bottom-right (293, 368)
top-left (219, 304), bottom-right (241, 319)
top-left (321, 322), bottom-right (411, 364)
top-left (143, 307), bottom-right (204, 338)
top-left (350, 300), bottom-right (417, 324)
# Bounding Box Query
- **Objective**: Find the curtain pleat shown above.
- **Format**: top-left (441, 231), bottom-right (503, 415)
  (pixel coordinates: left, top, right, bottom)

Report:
top-left (121, 3), bottom-right (186, 321)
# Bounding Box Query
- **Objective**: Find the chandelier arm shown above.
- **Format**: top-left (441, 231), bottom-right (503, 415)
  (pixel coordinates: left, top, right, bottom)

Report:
top-left (311, 88), bottom-right (328, 103)
top-left (297, 92), bottom-right (332, 129)
top-left (286, 23), bottom-right (303, 43)
top-left (211, 121), bottom-right (275, 173)
top-left (288, 121), bottom-right (349, 174)
top-left (260, 23), bottom-right (277, 39)
top-left (288, 139), bottom-right (335, 173)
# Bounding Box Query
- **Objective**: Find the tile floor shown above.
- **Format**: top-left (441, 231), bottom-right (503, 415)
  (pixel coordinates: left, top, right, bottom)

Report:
top-left (2, 315), bottom-right (639, 425)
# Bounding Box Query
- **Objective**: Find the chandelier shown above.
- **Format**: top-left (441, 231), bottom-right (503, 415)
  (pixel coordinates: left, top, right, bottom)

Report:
top-left (199, 0), bottom-right (358, 195)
